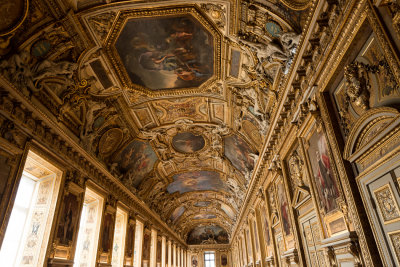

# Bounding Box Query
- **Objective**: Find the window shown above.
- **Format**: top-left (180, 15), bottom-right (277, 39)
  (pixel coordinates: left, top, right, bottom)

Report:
top-left (74, 187), bottom-right (104, 267)
top-left (111, 207), bottom-right (128, 267)
top-left (0, 151), bottom-right (62, 267)
top-left (204, 251), bottom-right (215, 267)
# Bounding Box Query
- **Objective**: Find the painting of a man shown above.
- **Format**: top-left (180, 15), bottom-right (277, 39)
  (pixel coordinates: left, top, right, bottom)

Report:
top-left (308, 132), bottom-right (340, 213)
top-left (277, 182), bottom-right (291, 236)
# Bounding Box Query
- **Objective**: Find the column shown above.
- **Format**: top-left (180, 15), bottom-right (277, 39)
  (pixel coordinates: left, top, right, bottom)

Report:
top-left (186, 251), bottom-right (190, 267)
top-left (173, 243), bottom-right (176, 267)
top-left (150, 228), bottom-right (157, 267)
top-left (133, 219), bottom-right (144, 267)
top-left (161, 236), bottom-right (166, 267)
top-left (177, 246), bottom-right (181, 267)
top-left (181, 249), bottom-right (184, 267)
top-left (168, 240), bottom-right (172, 267)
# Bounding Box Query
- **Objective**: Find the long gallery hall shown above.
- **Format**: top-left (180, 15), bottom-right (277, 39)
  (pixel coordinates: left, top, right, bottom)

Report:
top-left (0, 0), bottom-right (400, 266)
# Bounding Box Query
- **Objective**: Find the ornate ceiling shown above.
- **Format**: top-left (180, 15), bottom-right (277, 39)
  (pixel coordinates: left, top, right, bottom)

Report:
top-left (0, 0), bottom-right (312, 245)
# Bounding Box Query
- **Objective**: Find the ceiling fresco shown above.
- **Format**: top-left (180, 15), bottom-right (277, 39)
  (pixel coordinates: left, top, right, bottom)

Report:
top-left (114, 140), bottom-right (158, 188)
top-left (115, 15), bottom-right (214, 90)
top-left (187, 225), bottom-right (229, 245)
top-left (0, 0), bottom-right (311, 244)
top-left (224, 134), bottom-right (257, 174)
top-left (167, 171), bottom-right (228, 194)
top-left (172, 132), bottom-right (206, 153)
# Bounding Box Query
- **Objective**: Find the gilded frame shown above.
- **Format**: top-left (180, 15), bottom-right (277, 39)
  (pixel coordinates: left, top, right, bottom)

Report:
top-left (104, 5), bottom-right (222, 97)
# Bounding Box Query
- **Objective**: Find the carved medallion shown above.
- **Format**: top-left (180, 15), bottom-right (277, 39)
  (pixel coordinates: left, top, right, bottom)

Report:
top-left (172, 132), bottom-right (205, 153)
top-left (0, 0), bottom-right (28, 36)
top-left (99, 128), bottom-right (123, 155)
top-left (374, 184), bottom-right (400, 223)
top-left (265, 21), bottom-right (282, 38)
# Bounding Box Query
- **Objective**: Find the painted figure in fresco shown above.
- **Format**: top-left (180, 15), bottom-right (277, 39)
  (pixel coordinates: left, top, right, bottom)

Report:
top-left (224, 135), bottom-right (255, 174)
top-left (172, 132), bottom-right (205, 153)
top-left (187, 225), bottom-right (229, 245)
top-left (314, 136), bottom-right (340, 213)
top-left (116, 140), bottom-right (158, 188)
top-left (116, 16), bottom-right (213, 90)
top-left (167, 171), bottom-right (227, 194)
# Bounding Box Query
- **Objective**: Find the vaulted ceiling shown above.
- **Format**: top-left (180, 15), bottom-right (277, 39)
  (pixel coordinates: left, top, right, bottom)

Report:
top-left (0, 0), bottom-right (312, 245)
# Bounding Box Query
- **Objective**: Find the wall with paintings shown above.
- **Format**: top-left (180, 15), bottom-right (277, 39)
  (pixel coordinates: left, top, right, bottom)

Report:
top-left (231, 1), bottom-right (400, 267)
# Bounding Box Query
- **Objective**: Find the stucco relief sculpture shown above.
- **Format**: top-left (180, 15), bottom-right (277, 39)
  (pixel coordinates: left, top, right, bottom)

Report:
top-left (0, 51), bottom-right (77, 95)
top-left (344, 62), bottom-right (373, 111)
top-left (236, 31), bottom-right (301, 73)
top-left (288, 150), bottom-right (305, 188)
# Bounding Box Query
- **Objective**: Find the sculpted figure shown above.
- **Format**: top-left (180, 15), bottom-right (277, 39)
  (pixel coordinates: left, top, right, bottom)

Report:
top-left (33, 59), bottom-right (77, 82)
top-left (289, 150), bottom-right (304, 187)
top-left (81, 100), bottom-right (106, 138)
top-left (239, 38), bottom-right (288, 63)
top-left (0, 51), bottom-right (35, 91)
top-left (344, 62), bottom-right (371, 110)
top-left (279, 32), bottom-right (301, 52)
top-left (0, 50), bottom-right (77, 94)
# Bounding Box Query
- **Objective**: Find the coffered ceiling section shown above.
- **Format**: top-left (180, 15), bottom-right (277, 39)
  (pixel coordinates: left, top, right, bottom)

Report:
top-left (4, 0), bottom-right (312, 245)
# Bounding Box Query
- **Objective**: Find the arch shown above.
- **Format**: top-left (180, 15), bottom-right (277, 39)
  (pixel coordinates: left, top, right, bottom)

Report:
top-left (344, 107), bottom-right (400, 162)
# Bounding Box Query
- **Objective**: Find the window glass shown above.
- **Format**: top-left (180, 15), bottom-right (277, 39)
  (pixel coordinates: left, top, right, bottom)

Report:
top-left (204, 252), bottom-right (215, 267)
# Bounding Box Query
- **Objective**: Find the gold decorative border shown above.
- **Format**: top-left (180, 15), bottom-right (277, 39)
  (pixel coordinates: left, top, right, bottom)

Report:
top-left (0, 0), bottom-right (29, 36)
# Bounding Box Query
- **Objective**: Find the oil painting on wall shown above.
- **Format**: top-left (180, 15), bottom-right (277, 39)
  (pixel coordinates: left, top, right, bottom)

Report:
top-left (167, 171), bottom-right (227, 194)
top-left (221, 254), bottom-right (228, 266)
top-left (186, 225), bottom-right (229, 244)
top-left (191, 255), bottom-right (198, 267)
top-left (56, 193), bottom-right (79, 246)
top-left (261, 206), bottom-right (271, 246)
top-left (115, 140), bottom-right (158, 188)
top-left (116, 15), bottom-right (214, 90)
top-left (101, 213), bottom-right (115, 253)
top-left (277, 180), bottom-right (291, 236)
top-left (307, 131), bottom-right (340, 213)
top-left (224, 134), bottom-right (255, 173)
top-left (172, 132), bottom-right (205, 153)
